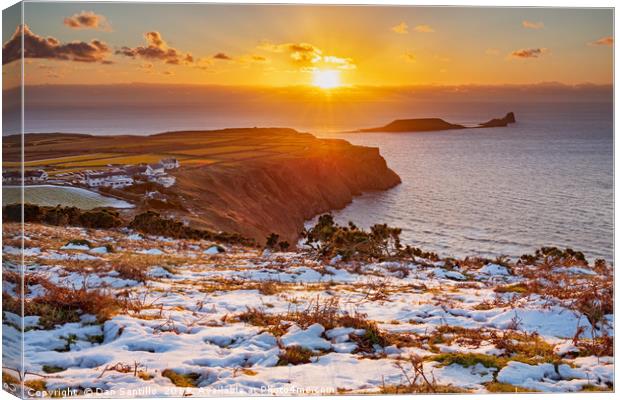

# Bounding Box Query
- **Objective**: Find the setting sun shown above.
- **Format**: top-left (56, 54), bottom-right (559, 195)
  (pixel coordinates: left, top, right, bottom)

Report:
top-left (312, 69), bottom-right (341, 89)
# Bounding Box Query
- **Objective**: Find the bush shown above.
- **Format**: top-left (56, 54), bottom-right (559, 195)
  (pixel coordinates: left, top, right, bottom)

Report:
top-left (4, 281), bottom-right (124, 329)
top-left (78, 209), bottom-right (123, 229)
top-left (129, 211), bottom-right (253, 245)
top-left (302, 214), bottom-right (412, 261)
top-left (3, 204), bottom-right (121, 229)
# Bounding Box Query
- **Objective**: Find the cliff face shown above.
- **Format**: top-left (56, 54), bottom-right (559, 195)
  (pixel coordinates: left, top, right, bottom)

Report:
top-left (478, 112), bottom-right (516, 128)
top-left (172, 142), bottom-right (401, 245)
top-left (6, 128), bottom-right (401, 245)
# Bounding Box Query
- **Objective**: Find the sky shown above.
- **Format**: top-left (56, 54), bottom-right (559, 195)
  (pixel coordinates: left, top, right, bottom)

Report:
top-left (1, 3), bottom-right (614, 88)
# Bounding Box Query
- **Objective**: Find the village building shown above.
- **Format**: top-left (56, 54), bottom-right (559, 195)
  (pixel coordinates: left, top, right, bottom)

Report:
top-left (85, 171), bottom-right (134, 189)
top-left (124, 165), bottom-right (149, 177)
top-left (146, 163), bottom-right (166, 176)
top-left (161, 158), bottom-right (180, 169)
top-left (2, 169), bottom-right (48, 184)
top-left (2, 170), bottom-right (20, 184)
top-left (151, 175), bottom-right (176, 188)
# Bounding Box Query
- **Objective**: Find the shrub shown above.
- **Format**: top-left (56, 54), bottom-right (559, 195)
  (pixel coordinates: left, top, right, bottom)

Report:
top-left (129, 211), bottom-right (252, 245)
top-left (265, 233), bottom-right (279, 249)
top-left (78, 209), bottom-right (123, 229)
top-left (433, 353), bottom-right (505, 370)
top-left (302, 214), bottom-right (409, 261)
top-left (277, 346), bottom-right (314, 366)
top-left (7, 281), bottom-right (124, 329)
top-left (3, 204), bottom-right (120, 229)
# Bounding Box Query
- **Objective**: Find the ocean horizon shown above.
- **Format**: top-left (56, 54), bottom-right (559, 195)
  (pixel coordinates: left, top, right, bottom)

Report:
top-left (6, 94), bottom-right (614, 262)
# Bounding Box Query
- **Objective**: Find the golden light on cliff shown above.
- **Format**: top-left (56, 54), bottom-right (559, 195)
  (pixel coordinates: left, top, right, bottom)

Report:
top-left (312, 69), bottom-right (342, 89)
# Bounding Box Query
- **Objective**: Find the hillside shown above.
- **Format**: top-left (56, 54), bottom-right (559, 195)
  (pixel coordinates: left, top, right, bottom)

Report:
top-left (2, 222), bottom-right (613, 395)
top-left (2, 128), bottom-right (401, 244)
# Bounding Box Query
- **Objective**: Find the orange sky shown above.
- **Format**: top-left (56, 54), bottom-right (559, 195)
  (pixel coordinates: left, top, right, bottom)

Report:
top-left (2, 4), bottom-right (614, 88)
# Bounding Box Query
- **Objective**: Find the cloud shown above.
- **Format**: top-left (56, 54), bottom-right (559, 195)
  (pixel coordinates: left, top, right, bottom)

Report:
top-left (2, 24), bottom-right (111, 65)
top-left (589, 36), bottom-right (613, 46)
top-left (402, 51), bottom-right (416, 63)
top-left (321, 55), bottom-right (356, 70)
top-left (522, 20), bottom-right (544, 30)
top-left (510, 48), bottom-right (547, 59)
top-left (414, 24), bottom-right (435, 33)
top-left (391, 22), bottom-right (408, 34)
top-left (249, 55), bottom-right (267, 62)
top-left (258, 41), bottom-right (355, 70)
top-left (117, 31), bottom-right (194, 65)
top-left (213, 52), bottom-right (232, 60)
top-left (64, 11), bottom-right (111, 31)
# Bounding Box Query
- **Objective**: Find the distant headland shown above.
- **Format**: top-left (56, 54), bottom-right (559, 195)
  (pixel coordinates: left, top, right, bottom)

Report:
top-left (357, 112), bottom-right (516, 133)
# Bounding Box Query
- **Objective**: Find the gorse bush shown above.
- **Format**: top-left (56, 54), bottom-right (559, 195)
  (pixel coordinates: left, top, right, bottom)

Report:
top-left (3, 204), bottom-right (122, 229)
top-left (518, 246), bottom-right (587, 266)
top-left (301, 214), bottom-right (437, 261)
top-left (129, 211), bottom-right (253, 245)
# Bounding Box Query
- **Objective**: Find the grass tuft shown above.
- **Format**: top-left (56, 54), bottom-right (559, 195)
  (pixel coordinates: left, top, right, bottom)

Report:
top-left (277, 346), bottom-right (314, 366)
top-left (161, 369), bottom-right (200, 387)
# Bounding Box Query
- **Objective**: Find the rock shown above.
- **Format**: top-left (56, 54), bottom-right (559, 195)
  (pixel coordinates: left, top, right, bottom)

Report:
top-left (479, 112), bottom-right (516, 128)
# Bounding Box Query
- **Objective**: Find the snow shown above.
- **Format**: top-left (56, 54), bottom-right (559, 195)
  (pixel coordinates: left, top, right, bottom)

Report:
top-left (478, 263), bottom-right (510, 276)
top-left (497, 361), bottom-right (558, 384)
top-left (552, 266), bottom-right (596, 276)
top-left (281, 324), bottom-right (332, 351)
top-left (4, 245), bottom-right (41, 256)
top-left (139, 248), bottom-right (164, 255)
top-left (433, 362), bottom-right (495, 389)
top-left (488, 306), bottom-right (593, 338)
top-left (431, 268), bottom-right (466, 280)
top-left (89, 246), bottom-right (109, 254)
top-left (3, 222), bottom-right (613, 396)
top-left (204, 245), bottom-right (224, 255)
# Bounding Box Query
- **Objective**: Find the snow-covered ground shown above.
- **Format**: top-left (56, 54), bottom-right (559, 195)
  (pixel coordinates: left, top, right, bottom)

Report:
top-left (2, 223), bottom-right (613, 397)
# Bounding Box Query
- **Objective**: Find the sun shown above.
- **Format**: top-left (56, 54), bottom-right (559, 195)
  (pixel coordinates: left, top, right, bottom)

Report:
top-left (312, 69), bottom-right (341, 89)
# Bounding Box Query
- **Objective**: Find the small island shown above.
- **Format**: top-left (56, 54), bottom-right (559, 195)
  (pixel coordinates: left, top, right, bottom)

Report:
top-left (358, 112), bottom-right (516, 133)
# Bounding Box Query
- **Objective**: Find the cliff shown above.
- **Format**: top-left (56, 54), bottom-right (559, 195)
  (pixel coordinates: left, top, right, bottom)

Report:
top-left (171, 141), bottom-right (401, 245)
top-left (478, 112), bottom-right (516, 128)
top-left (6, 128), bottom-right (401, 246)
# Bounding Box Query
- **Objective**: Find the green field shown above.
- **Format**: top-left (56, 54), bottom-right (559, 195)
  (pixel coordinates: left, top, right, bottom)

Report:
top-left (2, 185), bottom-right (133, 209)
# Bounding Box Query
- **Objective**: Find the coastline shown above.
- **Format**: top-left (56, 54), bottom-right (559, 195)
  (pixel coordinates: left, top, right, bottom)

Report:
top-left (3, 128), bottom-right (401, 244)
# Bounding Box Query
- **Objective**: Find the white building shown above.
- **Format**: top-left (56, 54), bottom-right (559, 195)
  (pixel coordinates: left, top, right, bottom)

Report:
top-left (151, 175), bottom-right (176, 188)
top-left (160, 158), bottom-right (180, 169)
top-left (3, 169), bottom-right (48, 184)
top-left (146, 163), bottom-right (165, 176)
top-left (86, 171), bottom-right (134, 189)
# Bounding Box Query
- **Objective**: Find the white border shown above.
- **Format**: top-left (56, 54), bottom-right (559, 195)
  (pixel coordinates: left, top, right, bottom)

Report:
top-left (0, 1), bottom-right (616, 400)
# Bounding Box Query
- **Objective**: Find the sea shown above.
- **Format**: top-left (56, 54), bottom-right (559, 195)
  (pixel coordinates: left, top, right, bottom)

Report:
top-left (14, 94), bottom-right (614, 262)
